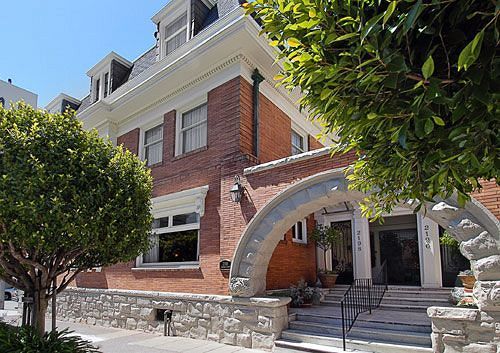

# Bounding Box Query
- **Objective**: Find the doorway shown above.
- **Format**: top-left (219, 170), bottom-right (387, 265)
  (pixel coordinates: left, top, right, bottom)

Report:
top-left (330, 220), bottom-right (354, 284)
top-left (370, 215), bottom-right (421, 286)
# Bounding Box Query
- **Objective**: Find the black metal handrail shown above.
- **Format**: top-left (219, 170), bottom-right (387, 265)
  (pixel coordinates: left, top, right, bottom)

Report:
top-left (340, 262), bottom-right (388, 351)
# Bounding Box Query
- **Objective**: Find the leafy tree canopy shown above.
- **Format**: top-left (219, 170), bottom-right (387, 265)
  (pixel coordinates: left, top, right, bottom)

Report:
top-left (0, 103), bottom-right (153, 331)
top-left (245, 0), bottom-right (499, 217)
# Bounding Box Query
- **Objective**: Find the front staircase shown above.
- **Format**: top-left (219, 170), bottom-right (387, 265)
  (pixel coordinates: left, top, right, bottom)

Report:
top-left (275, 286), bottom-right (452, 353)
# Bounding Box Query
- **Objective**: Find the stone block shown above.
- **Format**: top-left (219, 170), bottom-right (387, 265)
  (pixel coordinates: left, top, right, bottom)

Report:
top-left (198, 319), bottom-right (210, 328)
top-left (234, 308), bottom-right (257, 322)
top-left (236, 333), bottom-right (252, 348)
top-left (224, 318), bottom-right (242, 332)
top-left (472, 255), bottom-right (500, 281)
top-left (119, 303), bottom-right (131, 314)
top-left (463, 343), bottom-right (497, 353)
top-left (428, 307), bottom-right (479, 321)
top-left (187, 303), bottom-right (203, 317)
top-left (460, 231), bottom-right (499, 260)
top-left (137, 298), bottom-right (151, 306)
top-left (221, 332), bottom-right (236, 345)
top-left (251, 332), bottom-right (274, 350)
top-left (189, 325), bottom-right (208, 339)
top-left (139, 307), bottom-right (154, 318)
top-left (207, 333), bottom-right (221, 342)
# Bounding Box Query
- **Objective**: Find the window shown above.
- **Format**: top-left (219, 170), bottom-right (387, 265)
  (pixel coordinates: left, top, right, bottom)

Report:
top-left (143, 212), bottom-right (200, 264)
top-left (104, 72), bottom-right (109, 98)
top-left (179, 104), bottom-right (207, 154)
top-left (291, 130), bottom-right (305, 155)
top-left (165, 14), bottom-right (187, 56)
top-left (0, 97), bottom-right (4, 107)
top-left (144, 125), bottom-right (163, 166)
top-left (94, 78), bottom-right (100, 102)
top-left (292, 219), bottom-right (307, 244)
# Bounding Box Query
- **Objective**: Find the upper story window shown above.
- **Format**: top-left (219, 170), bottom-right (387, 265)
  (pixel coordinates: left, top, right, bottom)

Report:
top-left (94, 78), bottom-right (101, 103)
top-left (292, 129), bottom-right (305, 155)
top-left (292, 219), bottom-right (308, 244)
top-left (104, 73), bottom-right (109, 98)
top-left (144, 125), bottom-right (163, 166)
top-left (165, 13), bottom-right (187, 56)
top-left (178, 103), bottom-right (208, 154)
top-left (143, 211), bottom-right (200, 264)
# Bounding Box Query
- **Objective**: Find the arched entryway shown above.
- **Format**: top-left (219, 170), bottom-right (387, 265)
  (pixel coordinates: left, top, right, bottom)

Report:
top-left (229, 169), bottom-right (499, 311)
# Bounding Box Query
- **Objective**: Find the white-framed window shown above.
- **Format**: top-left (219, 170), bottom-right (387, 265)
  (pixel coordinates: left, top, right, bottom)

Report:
top-left (104, 72), bottom-right (109, 98)
top-left (178, 103), bottom-right (208, 154)
top-left (144, 125), bottom-right (163, 166)
top-left (292, 218), bottom-right (308, 244)
top-left (94, 78), bottom-right (101, 103)
top-left (165, 13), bottom-right (187, 56)
top-left (291, 129), bottom-right (305, 155)
top-left (143, 212), bottom-right (200, 265)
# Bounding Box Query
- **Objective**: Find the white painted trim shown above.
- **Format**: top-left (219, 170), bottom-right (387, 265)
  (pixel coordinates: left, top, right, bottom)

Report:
top-left (152, 185), bottom-right (209, 218)
top-left (87, 51), bottom-right (132, 77)
top-left (45, 93), bottom-right (81, 112)
top-left (291, 218), bottom-right (308, 244)
top-left (291, 126), bottom-right (308, 155)
top-left (244, 147), bottom-right (331, 175)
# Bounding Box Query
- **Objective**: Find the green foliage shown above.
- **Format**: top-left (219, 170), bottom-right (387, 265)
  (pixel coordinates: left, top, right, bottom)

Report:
top-left (310, 224), bottom-right (343, 251)
top-left (439, 230), bottom-right (459, 248)
top-left (245, 0), bottom-right (499, 217)
top-left (0, 323), bottom-right (100, 353)
top-left (0, 103), bottom-right (153, 330)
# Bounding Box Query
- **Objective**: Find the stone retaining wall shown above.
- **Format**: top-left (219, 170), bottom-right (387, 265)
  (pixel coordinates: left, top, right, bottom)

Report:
top-left (428, 307), bottom-right (499, 352)
top-left (52, 288), bottom-right (290, 350)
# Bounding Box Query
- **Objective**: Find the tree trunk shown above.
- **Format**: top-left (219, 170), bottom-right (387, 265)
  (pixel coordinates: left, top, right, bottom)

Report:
top-left (324, 249), bottom-right (328, 272)
top-left (32, 289), bottom-right (48, 334)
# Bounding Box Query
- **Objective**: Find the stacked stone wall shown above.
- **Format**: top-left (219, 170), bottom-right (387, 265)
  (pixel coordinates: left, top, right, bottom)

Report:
top-left (428, 307), bottom-right (499, 352)
top-left (52, 288), bottom-right (290, 351)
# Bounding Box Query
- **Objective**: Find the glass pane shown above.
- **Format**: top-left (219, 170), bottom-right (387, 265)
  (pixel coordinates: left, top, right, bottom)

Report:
top-left (152, 217), bottom-right (169, 229)
top-left (143, 234), bottom-right (159, 263)
top-left (166, 14), bottom-right (187, 38)
top-left (172, 213), bottom-right (198, 226)
top-left (182, 104), bottom-right (207, 128)
top-left (146, 142), bottom-right (163, 166)
top-left (166, 30), bottom-right (186, 55)
top-left (182, 122), bottom-right (207, 153)
top-left (145, 125), bottom-right (163, 145)
top-left (158, 230), bottom-right (198, 262)
top-left (291, 130), bottom-right (304, 155)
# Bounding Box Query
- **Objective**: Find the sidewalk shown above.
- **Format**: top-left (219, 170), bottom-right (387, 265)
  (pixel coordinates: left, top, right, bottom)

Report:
top-left (53, 321), bottom-right (267, 353)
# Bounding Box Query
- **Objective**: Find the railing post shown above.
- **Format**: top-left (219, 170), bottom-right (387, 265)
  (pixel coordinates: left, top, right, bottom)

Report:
top-left (341, 301), bottom-right (346, 351)
top-left (368, 281), bottom-right (372, 314)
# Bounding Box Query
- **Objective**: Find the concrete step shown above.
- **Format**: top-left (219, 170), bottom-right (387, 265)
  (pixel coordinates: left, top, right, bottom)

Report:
top-left (378, 303), bottom-right (433, 312)
top-left (274, 339), bottom-right (369, 353)
top-left (288, 321), bottom-right (431, 346)
top-left (280, 330), bottom-right (433, 353)
top-left (295, 314), bottom-right (431, 333)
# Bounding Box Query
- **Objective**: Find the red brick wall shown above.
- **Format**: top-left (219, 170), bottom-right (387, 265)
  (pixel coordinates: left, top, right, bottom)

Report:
top-left (266, 214), bottom-right (318, 290)
top-left (472, 180), bottom-right (499, 219)
top-left (117, 128), bottom-right (139, 154)
top-left (308, 134), bottom-right (324, 150)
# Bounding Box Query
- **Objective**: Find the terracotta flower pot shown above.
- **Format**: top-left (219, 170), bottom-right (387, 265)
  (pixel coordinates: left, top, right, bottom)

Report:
top-left (458, 274), bottom-right (476, 292)
top-left (319, 273), bottom-right (338, 288)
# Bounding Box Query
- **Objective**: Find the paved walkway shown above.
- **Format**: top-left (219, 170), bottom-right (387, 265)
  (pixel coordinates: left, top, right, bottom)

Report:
top-left (54, 321), bottom-right (267, 353)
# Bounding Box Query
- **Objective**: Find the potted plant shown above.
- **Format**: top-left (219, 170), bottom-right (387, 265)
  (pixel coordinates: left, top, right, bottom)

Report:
top-left (457, 269), bottom-right (476, 292)
top-left (310, 224), bottom-right (343, 288)
top-left (290, 279), bottom-right (320, 308)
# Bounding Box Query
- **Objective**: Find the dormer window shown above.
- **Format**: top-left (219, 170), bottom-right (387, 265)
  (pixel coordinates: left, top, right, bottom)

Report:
top-left (165, 13), bottom-right (188, 56)
top-left (104, 73), bottom-right (109, 98)
top-left (94, 78), bottom-right (101, 102)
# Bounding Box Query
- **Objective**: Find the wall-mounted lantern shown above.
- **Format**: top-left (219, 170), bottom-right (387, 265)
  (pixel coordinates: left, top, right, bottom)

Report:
top-left (230, 175), bottom-right (244, 203)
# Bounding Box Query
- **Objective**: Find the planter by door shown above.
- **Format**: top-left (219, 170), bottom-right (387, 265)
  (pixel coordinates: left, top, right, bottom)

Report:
top-left (458, 274), bottom-right (476, 292)
top-left (319, 273), bottom-right (338, 288)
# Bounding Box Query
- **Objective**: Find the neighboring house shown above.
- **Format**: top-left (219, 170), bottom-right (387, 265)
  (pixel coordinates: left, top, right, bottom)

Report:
top-left (46, 1), bottom-right (499, 352)
top-left (0, 78), bottom-right (37, 109)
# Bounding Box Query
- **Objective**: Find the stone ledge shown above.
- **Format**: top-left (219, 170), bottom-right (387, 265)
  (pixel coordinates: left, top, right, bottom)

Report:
top-left (427, 306), bottom-right (479, 321)
top-left (64, 287), bottom-right (291, 308)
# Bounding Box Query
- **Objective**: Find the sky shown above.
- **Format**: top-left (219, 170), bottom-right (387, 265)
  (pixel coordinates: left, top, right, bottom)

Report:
top-left (0, 1), bottom-right (167, 107)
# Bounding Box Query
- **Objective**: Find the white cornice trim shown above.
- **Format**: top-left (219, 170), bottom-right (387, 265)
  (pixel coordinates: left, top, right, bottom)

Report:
top-left (151, 0), bottom-right (186, 24)
top-left (244, 147), bottom-right (331, 175)
top-left (45, 93), bottom-right (81, 111)
top-left (87, 52), bottom-right (132, 77)
top-left (152, 185), bottom-right (210, 217)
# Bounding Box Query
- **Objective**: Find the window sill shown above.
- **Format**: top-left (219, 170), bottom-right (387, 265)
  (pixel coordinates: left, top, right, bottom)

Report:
top-left (173, 146), bottom-right (208, 161)
top-left (132, 263), bottom-right (200, 271)
top-left (292, 240), bottom-right (308, 246)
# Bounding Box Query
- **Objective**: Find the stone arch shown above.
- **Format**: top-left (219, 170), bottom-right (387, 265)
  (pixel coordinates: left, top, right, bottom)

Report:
top-left (229, 169), bottom-right (500, 311)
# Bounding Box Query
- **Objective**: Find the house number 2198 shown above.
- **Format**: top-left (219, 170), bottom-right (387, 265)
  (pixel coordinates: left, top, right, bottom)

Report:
top-left (424, 224), bottom-right (431, 250)
top-left (356, 230), bottom-right (362, 252)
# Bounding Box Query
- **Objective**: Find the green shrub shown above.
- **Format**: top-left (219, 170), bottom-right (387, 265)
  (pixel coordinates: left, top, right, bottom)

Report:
top-left (0, 323), bottom-right (100, 353)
